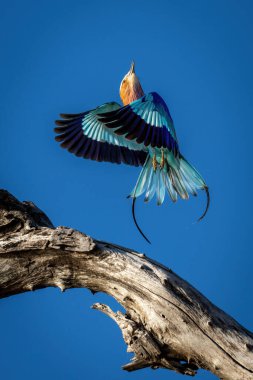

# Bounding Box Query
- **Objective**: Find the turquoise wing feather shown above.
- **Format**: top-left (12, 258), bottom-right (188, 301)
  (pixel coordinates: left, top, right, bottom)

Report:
top-left (97, 92), bottom-right (179, 154)
top-left (55, 102), bottom-right (147, 166)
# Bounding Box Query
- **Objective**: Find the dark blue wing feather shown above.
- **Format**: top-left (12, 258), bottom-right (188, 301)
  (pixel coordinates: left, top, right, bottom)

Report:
top-left (54, 102), bottom-right (147, 166)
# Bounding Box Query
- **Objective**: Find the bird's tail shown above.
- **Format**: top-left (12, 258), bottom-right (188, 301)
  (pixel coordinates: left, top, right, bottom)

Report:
top-left (129, 152), bottom-right (209, 242)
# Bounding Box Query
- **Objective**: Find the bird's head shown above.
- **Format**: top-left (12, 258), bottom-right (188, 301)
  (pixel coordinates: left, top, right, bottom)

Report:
top-left (120, 62), bottom-right (144, 105)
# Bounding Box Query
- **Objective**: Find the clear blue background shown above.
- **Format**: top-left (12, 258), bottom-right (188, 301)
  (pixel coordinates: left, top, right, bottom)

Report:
top-left (1, 1), bottom-right (252, 379)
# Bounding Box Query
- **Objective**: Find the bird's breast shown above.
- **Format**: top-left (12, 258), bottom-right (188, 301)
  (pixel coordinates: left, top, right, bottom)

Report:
top-left (120, 82), bottom-right (144, 105)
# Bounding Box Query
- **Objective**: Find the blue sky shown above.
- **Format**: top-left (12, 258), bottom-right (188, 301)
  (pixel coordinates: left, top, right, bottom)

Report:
top-left (1, 1), bottom-right (253, 379)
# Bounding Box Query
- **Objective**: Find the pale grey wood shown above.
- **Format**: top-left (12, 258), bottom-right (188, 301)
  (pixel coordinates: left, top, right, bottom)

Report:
top-left (0, 189), bottom-right (252, 379)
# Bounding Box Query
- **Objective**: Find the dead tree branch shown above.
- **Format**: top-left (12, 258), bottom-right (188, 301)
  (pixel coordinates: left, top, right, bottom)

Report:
top-left (0, 189), bottom-right (252, 379)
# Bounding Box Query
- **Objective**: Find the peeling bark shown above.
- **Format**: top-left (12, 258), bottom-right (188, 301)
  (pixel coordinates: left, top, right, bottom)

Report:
top-left (0, 189), bottom-right (252, 380)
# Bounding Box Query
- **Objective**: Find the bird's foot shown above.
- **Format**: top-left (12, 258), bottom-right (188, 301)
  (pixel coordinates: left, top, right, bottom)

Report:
top-left (152, 154), bottom-right (157, 172)
top-left (160, 150), bottom-right (165, 169)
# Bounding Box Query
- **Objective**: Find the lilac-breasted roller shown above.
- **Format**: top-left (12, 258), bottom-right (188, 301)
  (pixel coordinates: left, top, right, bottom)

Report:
top-left (54, 62), bottom-right (209, 243)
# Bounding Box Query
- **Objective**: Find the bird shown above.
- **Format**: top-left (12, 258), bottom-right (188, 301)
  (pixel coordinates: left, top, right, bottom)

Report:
top-left (54, 62), bottom-right (209, 243)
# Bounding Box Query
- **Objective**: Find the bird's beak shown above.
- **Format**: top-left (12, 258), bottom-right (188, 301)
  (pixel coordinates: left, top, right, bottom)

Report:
top-left (130, 61), bottom-right (135, 74)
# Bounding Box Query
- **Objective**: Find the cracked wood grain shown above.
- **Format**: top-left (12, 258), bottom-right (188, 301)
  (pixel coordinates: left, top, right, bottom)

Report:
top-left (0, 189), bottom-right (252, 380)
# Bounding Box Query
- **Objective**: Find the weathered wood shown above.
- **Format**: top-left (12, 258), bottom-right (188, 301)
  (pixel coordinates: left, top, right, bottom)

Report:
top-left (0, 189), bottom-right (252, 379)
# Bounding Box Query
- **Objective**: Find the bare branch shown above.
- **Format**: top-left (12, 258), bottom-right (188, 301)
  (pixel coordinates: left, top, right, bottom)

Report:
top-left (0, 189), bottom-right (252, 380)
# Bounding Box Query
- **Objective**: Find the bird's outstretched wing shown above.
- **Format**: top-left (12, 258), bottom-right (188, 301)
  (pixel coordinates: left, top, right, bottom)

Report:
top-left (54, 102), bottom-right (147, 166)
top-left (98, 92), bottom-right (179, 155)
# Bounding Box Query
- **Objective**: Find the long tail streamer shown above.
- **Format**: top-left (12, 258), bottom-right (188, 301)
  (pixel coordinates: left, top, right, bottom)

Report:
top-left (198, 187), bottom-right (210, 222)
top-left (131, 187), bottom-right (209, 244)
top-left (132, 197), bottom-right (151, 244)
